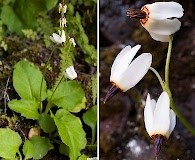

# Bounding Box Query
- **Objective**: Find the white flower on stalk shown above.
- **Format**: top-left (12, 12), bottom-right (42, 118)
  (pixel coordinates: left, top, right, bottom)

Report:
top-left (50, 30), bottom-right (66, 44)
top-left (69, 37), bottom-right (76, 47)
top-left (64, 66), bottom-right (77, 80)
top-left (104, 45), bottom-right (152, 103)
top-left (59, 3), bottom-right (67, 14)
top-left (144, 92), bottom-right (176, 156)
top-left (60, 17), bottom-right (67, 28)
top-left (127, 2), bottom-right (184, 42)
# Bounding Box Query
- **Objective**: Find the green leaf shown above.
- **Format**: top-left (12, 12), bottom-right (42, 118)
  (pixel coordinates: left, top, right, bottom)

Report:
top-left (30, 136), bottom-right (52, 159)
top-left (0, 128), bottom-right (22, 159)
top-left (38, 113), bottom-right (56, 134)
top-left (13, 60), bottom-right (47, 101)
top-left (48, 81), bottom-right (86, 112)
top-left (23, 140), bottom-right (33, 159)
top-left (51, 109), bottom-right (87, 160)
top-left (8, 99), bottom-right (40, 119)
top-left (0, 0), bottom-right (58, 35)
top-left (82, 105), bottom-right (97, 144)
top-left (59, 143), bottom-right (69, 156)
top-left (78, 154), bottom-right (89, 160)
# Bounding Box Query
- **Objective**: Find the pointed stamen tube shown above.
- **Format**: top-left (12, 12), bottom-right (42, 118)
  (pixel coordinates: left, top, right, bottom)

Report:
top-left (127, 9), bottom-right (147, 19)
top-left (152, 134), bottom-right (167, 156)
top-left (103, 84), bottom-right (121, 104)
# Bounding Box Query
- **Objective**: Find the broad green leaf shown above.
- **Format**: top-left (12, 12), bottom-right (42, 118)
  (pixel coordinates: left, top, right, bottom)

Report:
top-left (0, 0), bottom-right (58, 35)
top-left (82, 105), bottom-right (97, 144)
top-left (13, 60), bottom-right (47, 101)
top-left (30, 136), bottom-right (52, 159)
top-left (0, 128), bottom-right (22, 159)
top-left (38, 113), bottom-right (56, 133)
top-left (78, 154), bottom-right (89, 160)
top-left (48, 81), bottom-right (86, 112)
top-left (59, 143), bottom-right (69, 156)
top-left (8, 99), bottom-right (40, 119)
top-left (23, 140), bottom-right (33, 159)
top-left (51, 109), bottom-right (87, 160)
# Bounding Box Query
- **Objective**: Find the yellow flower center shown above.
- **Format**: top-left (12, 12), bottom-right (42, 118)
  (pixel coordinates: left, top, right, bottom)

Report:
top-left (140, 6), bottom-right (149, 25)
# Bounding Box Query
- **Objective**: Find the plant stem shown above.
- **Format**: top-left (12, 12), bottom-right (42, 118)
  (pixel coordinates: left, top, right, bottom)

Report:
top-left (165, 35), bottom-right (173, 88)
top-left (149, 67), bottom-right (166, 91)
top-left (44, 74), bottom-right (64, 114)
top-left (39, 45), bottom-right (56, 111)
top-left (168, 91), bottom-right (195, 135)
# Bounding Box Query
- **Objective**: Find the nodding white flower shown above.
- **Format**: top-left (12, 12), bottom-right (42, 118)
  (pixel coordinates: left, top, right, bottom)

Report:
top-left (60, 17), bottom-right (67, 28)
top-left (69, 37), bottom-right (76, 47)
top-left (127, 2), bottom-right (184, 42)
top-left (59, 3), bottom-right (67, 14)
top-left (104, 45), bottom-right (152, 103)
top-left (50, 30), bottom-right (66, 44)
top-left (64, 66), bottom-right (77, 80)
top-left (144, 92), bottom-right (176, 156)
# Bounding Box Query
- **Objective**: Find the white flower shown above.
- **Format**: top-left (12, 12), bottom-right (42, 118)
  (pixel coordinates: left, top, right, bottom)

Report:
top-left (64, 66), bottom-right (77, 80)
top-left (59, 3), bottom-right (67, 14)
top-left (104, 45), bottom-right (152, 103)
top-left (50, 30), bottom-right (66, 44)
top-left (127, 2), bottom-right (184, 42)
top-left (69, 37), bottom-right (76, 47)
top-left (60, 17), bottom-right (67, 28)
top-left (144, 92), bottom-right (176, 155)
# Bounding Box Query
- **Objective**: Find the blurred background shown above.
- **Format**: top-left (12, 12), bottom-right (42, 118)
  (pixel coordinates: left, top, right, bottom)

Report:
top-left (99, 0), bottom-right (195, 159)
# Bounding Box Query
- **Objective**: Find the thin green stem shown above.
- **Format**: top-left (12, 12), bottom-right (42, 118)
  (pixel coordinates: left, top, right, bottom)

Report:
top-left (17, 151), bottom-right (22, 160)
top-left (165, 35), bottom-right (173, 88)
top-left (149, 67), bottom-right (166, 91)
top-left (44, 74), bottom-right (64, 114)
top-left (39, 45), bottom-right (56, 112)
top-left (168, 91), bottom-right (195, 135)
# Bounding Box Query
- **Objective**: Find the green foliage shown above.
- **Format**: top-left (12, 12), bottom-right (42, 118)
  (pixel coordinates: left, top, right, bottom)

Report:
top-left (22, 29), bottom-right (38, 41)
top-left (83, 105), bottom-right (97, 144)
top-left (24, 136), bottom-right (52, 159)
top-left (13, 60), bottom-right (47, 101)
top-left (51, 109), bottom-right (87, 160)
top-left (47, 81), bottom-right (86, 112)
top-left (38, 113), bottom-right (56, 134)
top-left (0, 128), bottom-right (22, 159)
top-left (66, 8), bottom-right (97, 66)
top-left (78, 154), bottom-right (89, 160)
top-left (8, 99), bottom-right (40, 119)
top-left (0, 0), bottom-right (58, 35)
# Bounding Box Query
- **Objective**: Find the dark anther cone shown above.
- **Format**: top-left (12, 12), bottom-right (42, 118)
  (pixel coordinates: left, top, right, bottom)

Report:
top-left (103, 84), bottom-right (120, 104)
top-left (153, 135), bottom-right (166, 157)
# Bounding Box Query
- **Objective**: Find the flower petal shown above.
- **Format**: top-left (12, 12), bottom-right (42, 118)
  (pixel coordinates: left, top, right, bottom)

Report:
top-left (168, 109), bottom-right (176, 138)
top-left (116, 53), bottom-right (152, 91)
top-left (145, 2), bottom-right (184, 20)
top-left (142, 18), bottom-right (181, 35)
top-left (153, 92), bottom-right (170, 138)
top-left (111, 45), bottom-right (141, 84)
top-left (65, 66), bottom-right (77, 80)
top-left (61, 30), bottom-right (66, 43)
top-left (144, 93), bottom-right (155, 136)
top-left (52, 33), bottom-right (62, 43)
top-left (148, 32), bottom-right (169, 42)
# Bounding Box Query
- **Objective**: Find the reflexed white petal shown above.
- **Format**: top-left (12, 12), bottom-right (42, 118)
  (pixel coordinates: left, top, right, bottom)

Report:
top-left (116, 53), bottom-right (152, 91)
top-left (153, 92), bottom-right (170, 138)
top-left (65, 66), bottom-right (77, 80)
top-left (145, 2), bottom-right (184, 20)
top-left (144, 93), bottom-right (155, 136)
top-left (150, 99), bottom-right (156, 109)
top-left (168, 109), bottom-right (176, 137)
top-left (50, 36), bottom-right (56, 43)
top-left (111, 45), bottom-right (141, 83)
top-left (142, 18), bottom-right (181, 35)
top-left (52, 33), bottom-right (62, 43)
top-left (148, 32), bottom-right (169, 42)
top-left (61, 30), bottom-right (66, 43)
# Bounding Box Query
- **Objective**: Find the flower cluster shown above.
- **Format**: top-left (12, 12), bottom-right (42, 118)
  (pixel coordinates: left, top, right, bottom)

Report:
top-left (104, 1), bottom-right (184, 157)
top-left (50, 1), bottom-right (77, 80)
